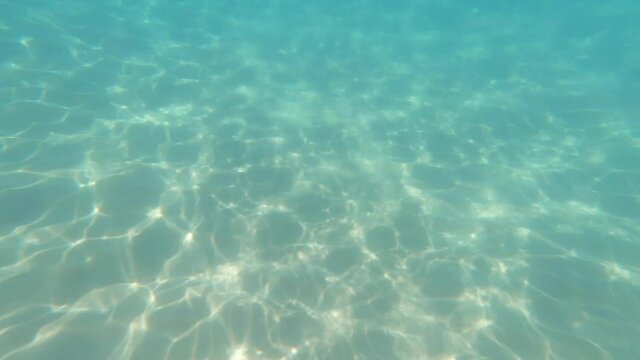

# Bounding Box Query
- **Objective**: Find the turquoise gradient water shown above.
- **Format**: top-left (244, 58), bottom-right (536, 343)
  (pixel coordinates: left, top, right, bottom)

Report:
top-left (1, 1), bottom-right (639, 359)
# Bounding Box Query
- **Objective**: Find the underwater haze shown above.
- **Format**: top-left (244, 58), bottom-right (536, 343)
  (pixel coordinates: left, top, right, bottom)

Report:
top-left (1, 0), bottom-right (640, 359)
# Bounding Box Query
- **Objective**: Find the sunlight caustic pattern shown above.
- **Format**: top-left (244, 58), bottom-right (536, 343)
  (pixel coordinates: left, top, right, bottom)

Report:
top-left (1, 1), bottom-right (639, 359)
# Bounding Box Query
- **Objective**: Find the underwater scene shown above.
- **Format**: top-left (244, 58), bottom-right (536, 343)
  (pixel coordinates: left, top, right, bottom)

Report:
top-left (1, 0), bottom-right (639, 359)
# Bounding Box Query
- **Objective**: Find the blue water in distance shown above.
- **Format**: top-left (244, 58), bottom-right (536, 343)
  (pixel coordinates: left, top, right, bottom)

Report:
top-left (1, 1), bottom-right (639, 359)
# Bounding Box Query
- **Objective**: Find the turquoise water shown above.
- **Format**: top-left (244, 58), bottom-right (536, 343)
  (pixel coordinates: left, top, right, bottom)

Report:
top-left (1, 1), bottom-right (639, 359)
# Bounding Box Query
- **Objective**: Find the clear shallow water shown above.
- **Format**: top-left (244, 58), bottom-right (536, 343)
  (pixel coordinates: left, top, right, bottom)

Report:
top-left (1, 1), bottom-right (639, 359)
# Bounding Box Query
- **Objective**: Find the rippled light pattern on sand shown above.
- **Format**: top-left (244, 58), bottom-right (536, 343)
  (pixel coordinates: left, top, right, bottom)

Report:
top-left (1, 1), bottom-right (639, 359)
